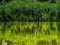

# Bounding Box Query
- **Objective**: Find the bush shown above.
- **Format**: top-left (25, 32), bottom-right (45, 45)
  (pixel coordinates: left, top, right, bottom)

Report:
top-left (0, 0), bottom-right (57, 22)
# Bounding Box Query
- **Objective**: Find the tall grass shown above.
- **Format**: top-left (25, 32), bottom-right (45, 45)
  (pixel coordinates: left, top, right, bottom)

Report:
top-left (0, 22), bottom-right (59, 45)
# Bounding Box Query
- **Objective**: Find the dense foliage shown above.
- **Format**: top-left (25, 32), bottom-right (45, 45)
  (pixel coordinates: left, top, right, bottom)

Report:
top-left (0, 0), bottom-right (58, 22)
top-left (0, 0), bottom-right (59, 45)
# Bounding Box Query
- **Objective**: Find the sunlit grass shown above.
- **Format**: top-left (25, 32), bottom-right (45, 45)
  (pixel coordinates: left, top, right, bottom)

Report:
top-left (0, 22), bottom-right (59, 45)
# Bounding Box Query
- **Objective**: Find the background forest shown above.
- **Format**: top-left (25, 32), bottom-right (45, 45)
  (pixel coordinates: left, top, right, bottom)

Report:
top-left (0, 0), bottom-right (59, 22)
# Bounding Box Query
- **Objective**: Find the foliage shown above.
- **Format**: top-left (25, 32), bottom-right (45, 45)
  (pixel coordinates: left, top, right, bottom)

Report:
top-left (0, 0), bottom-right (58, 22)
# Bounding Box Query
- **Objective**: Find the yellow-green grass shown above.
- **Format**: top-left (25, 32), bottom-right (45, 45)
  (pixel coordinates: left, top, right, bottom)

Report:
top-left (0, 22), bottom-right (59, 45)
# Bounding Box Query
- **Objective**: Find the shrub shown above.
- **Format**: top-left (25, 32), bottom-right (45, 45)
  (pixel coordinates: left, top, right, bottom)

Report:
top-left (0, 0), bottom-right (57, 22)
